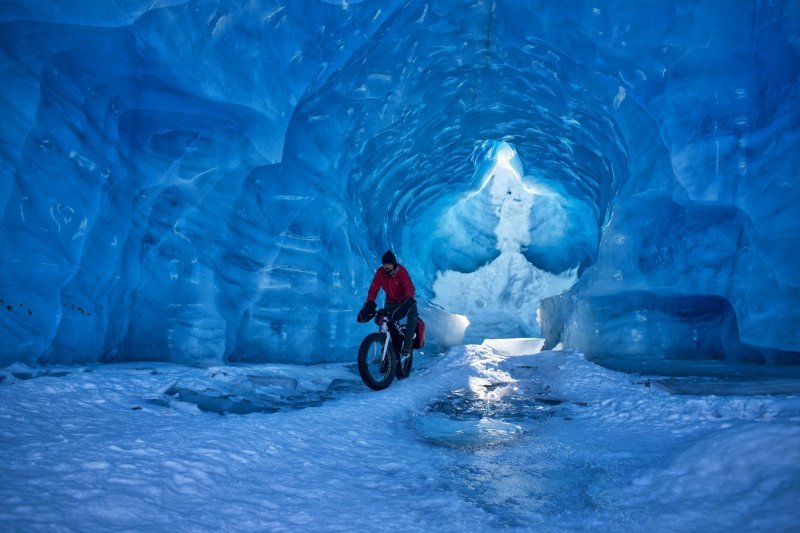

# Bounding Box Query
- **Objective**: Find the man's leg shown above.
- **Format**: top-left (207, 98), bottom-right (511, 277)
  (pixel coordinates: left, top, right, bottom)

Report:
top-left (402, 302), bottom-right (419, 353)
top-left (383, 302), bottom-right (399, 319)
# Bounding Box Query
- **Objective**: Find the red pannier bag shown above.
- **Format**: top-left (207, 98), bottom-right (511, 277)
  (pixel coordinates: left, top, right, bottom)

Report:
top-left (412, 317), bottom-right (425, 349)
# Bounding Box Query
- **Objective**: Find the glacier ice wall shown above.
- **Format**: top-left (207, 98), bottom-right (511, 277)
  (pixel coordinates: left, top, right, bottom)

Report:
top-left (0, 0), bottom-right (798, 369)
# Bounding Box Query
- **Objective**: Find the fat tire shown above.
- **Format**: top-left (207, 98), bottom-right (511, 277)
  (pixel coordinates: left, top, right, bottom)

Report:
top-left (357, 332), bottom-right (396, 391)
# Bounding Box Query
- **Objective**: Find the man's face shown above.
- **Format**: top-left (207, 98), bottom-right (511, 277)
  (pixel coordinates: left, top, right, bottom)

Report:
top-left (382, 263), bottom-right (396, 275)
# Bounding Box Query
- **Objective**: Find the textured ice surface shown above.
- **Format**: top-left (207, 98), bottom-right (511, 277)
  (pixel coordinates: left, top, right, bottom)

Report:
top-left (2, 343), bottom-right (799, 530)
top-left (1, 1), bottom-right (798, 368)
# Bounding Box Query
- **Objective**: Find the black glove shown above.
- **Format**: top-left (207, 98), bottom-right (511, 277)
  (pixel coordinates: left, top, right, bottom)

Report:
top-left (357, 300), bottom-right (377, 323)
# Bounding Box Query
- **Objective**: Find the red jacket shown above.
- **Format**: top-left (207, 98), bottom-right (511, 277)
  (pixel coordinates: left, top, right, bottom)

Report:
top-left (368, 265), bottom-right (415, 305)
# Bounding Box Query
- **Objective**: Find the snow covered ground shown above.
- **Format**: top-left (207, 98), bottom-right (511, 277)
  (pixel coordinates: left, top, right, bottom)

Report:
top-left (2, 342), bottom-right (799, 531)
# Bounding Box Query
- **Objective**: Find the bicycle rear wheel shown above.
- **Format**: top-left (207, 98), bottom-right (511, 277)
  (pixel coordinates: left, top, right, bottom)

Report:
top-left (395, 350), bottom-right (413, 380)
top-left (357, 332), bottom-right (396, 390)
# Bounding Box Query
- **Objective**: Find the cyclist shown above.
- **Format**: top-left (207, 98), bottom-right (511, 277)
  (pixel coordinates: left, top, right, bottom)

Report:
top-left (358, 250), bottom-right (419, 356)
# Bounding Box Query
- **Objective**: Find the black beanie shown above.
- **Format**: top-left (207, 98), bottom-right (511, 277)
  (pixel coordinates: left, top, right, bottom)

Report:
top-left (381, 250), bottom-right (397, 266)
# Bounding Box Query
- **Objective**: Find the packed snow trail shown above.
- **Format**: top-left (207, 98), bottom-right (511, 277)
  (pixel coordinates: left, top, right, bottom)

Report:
top-left (1, 343), bottom-right (799, 531)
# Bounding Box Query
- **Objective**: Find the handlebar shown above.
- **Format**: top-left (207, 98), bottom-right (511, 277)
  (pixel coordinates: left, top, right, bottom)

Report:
top-left (356, 309), bottom-right (394, 327)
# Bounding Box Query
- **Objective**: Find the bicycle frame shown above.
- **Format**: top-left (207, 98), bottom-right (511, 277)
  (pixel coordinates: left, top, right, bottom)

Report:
top-left (372, 308), bottom-right (415, 368)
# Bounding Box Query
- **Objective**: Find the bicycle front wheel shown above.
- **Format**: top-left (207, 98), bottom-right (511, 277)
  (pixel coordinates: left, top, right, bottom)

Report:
top-left (357, 332), bottom-right (396, 391)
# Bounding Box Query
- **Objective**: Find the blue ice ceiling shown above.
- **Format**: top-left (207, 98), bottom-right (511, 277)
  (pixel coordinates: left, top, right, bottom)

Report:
top-left (0, 0), bottom-right (798, 369)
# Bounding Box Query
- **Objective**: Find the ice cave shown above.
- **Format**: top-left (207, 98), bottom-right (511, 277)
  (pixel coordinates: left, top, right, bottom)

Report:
top-left (1, 1), bottom-right (799, 530)
top-left (1, 0), bottom-right (798, 370)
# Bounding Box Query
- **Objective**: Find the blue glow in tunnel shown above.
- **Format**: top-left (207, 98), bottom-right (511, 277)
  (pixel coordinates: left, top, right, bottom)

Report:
top-left (0, 0), bottom-right (798, 370)
top-left (425, 140), bottom-right (579, 342)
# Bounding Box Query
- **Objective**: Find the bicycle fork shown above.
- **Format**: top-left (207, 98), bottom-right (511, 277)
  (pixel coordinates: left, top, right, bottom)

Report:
top-left (380, 319), bottom-right (391, 366)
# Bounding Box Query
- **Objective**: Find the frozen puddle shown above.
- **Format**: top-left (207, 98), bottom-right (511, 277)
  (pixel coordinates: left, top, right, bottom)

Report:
top-left (1, 342), bottom-right (799, 531)
top-left (413, 341), bottom-right (618, 526)
top-left (414, 338), bottom-right (580, 451)
top-left (413, 413), bottom-right (524, 449)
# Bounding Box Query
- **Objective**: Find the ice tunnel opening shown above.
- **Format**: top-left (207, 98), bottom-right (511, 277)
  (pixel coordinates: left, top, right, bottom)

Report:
top-left (412, 140), bottom-right (583, 343)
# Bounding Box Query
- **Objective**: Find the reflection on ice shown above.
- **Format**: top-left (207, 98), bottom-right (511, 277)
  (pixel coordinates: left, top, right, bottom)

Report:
top-left (412, 413), bottom-right (524, 449)
top-left (446, 437), bottom-right (608, 527)
top-left (413, 345), bottom-right (575, 449)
